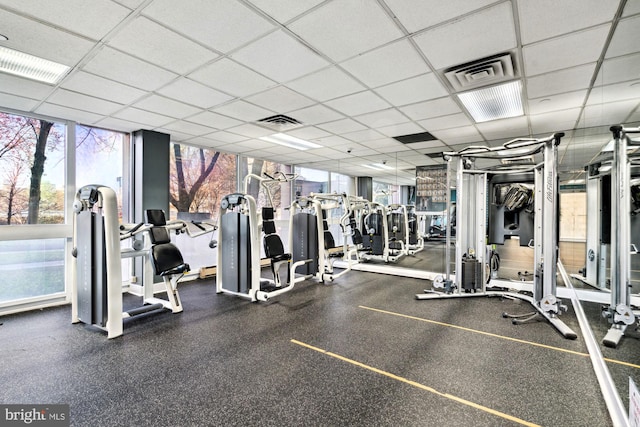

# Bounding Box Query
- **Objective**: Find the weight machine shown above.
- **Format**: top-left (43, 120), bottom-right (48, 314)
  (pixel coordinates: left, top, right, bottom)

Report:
top-left (216, 173), bottom-right (310, 301)
top-left (71, 185), bottom-right (215, 338)
top-left (416, 133), bottom-right (578, 339)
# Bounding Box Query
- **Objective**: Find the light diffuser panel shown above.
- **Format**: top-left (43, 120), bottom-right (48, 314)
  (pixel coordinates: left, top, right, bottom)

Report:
top-left (458, 80), bottom-right (524, 123)
top-left (0, 46), bottom-right (69, 84)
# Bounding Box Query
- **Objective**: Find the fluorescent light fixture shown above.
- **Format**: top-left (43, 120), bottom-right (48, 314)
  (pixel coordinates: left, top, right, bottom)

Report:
top-left (363, 163), bottom-right (394, 171)
top-left (0, 46), bottom-right (70, 84)
top-left (259, 133), bottom-right (321, 150)
top-left (458, 80), bottom-right (523, 123)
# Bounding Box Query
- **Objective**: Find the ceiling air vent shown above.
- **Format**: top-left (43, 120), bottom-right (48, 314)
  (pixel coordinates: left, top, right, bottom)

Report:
top-left (256, 114), bottom-right (303, 132)
top-left (393, 131), bottom-right (437, 144)
top-left (444, 52), bottom-right (518, 92)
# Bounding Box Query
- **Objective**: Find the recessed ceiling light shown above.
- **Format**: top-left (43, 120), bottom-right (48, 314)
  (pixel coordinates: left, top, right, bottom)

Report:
top-left (457, 80), bottom-right (524, 123)
top-left (0, 45), bottom-right (70, 84)
top-left (363, 163), bottom-right (394, 171)
top-left (259, 133), bottom-right (321, 151)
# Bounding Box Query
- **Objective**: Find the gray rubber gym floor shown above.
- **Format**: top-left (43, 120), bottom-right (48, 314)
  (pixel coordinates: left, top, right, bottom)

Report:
top-left (1, 254), bottom-right (639, 426)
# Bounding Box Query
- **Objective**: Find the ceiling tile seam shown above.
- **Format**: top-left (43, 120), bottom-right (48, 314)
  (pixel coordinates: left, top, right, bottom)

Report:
top-left (510, 0), bottom-right (533, 139)
top-left (569, 0), bottom-right (628, 146)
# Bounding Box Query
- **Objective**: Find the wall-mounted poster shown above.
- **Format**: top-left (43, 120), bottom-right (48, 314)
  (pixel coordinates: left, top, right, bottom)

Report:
top-left (416, 165), bottom-right (447, 212)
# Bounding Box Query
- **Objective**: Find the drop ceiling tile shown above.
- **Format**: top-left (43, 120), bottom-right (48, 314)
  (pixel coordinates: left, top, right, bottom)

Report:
top-left (154, 127), bottom-right (192, 142)
top-left (211, 100), bottom-right (274, 122)
top-left (245, 86), bottom-right (316, 113)
top-left (518, 0), bottom-right (619, 44)
top-left (160, 120), bottom-right (216, 137)
top-left (231, 30), bottom-right (329, 83)
top-left (288, 104), bottom-right (345, 125)
top-left (48, 89), bottom-right (124, 115)
top-left (597, 53), bottom-right (640, 86)
top-left (588, 81), bottom-right (640, 105)
top-left (0, 92), bottom-right (38, 111)
top-left (142, 0), bottom-right (275, 53)
top-left (385, 0), bottom-right (495, 34)
top-left (312, 135), bottom-right (353, 148)
top-left (526, 63), bottom-right (596, 98)
top-left (354, 109), bottom-right (409, 128)
top-left (412, 2), bottom-right (516, 70)
top-left (528, 90), bottom-right (588, 115)
top-left (340, 40), bottom-right (427, 88)
top-left (35, 103), bottom-right (103, 124)
top-left (108, 17), bottom-right (219, 74)
top-left (419, 112), bottom-right (472, 132)
top-left (529, 107), bottom-right (581, 134)
top-left (0, 0), bottom-right (130, 40)
top-left (219, 140), bottom-right (261, 153)
top-left (523, 25), bottom-right (609, 76)
top-left (157, 78), bottom-right (234, 109)
top-left (376, 122), bottom-right (425, 138)
top-left (623, 1), bottom-right (640, 16)
top-left (60, 71), bottom-right (146, 105)
top-left (189, 58), bottom-right (276, 97)
top-left (249, 0), bottom-right (324, 23)
top-left (317, 118), bottom-right (367, 134)
top-left (0, 8), bottom-right (95, 65)
top-left (113, 0), bottom-right (146, 9)
top-left (185, 111), bottom-right (242, 130)
top-left (287, 126), bottom-right (332, 140)
top-left (579, 99), bottom-right (640, 128)
top-left (83, 47), bottom-right (178, 91)
top-left (133, 94), bottom-right (201, 118)
top-left (289, 0), bottom-right (403, 62)
top-left (113, 107), bottom-right (174, 127)
top-left (606, 14), bottom-right (640, 59)
top-left (287, 66), bottom-right (366, 102)
top-left (204, 131), bottom-right (248, 144)
top-left (226, 123), bottom-right (274, 138)
top-left (342, 129), bottom-right (385, 143)
top-left (94, 116), bottom-right (147, 132)
top-left (376, 73), bottom-right (448, 106)
top-left (325, 91), bottom-right (390, 116)
top-left (431, 126), bottom-right (483, 145)
top-left (398, 97), bottom-right (462, 121)
top-left (476, 116), bottom-right (529, 140)
top-left (0, 73), bottom-right (54, 99)
top-left (407, 140), bottom-right (446, 150)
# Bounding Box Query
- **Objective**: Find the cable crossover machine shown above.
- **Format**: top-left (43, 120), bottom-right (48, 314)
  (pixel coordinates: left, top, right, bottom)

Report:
top-left (416, 132), bottom-right (578, 339)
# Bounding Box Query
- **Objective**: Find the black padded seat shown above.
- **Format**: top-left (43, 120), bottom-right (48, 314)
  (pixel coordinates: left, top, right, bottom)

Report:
top-left (145, 210), bottom-right (190, 277)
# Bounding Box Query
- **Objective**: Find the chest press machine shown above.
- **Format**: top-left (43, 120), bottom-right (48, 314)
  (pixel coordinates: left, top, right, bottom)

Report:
top-left (416, 133), bottom-right (578, 339)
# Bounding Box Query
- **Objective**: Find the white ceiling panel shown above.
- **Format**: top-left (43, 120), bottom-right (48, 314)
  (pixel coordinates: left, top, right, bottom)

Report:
top-left (526, 63), bottom-right (596, 98)
top-left (517, 0), bottom-right (619, 44)
top-left (48, 89), bottom-right (124, 115)
top-left (376, 122), bottom-right (425, 138)
top-left (113, 107), bottom-right (174, 127)
top-left (313, 135), bottom-right (355, 148)
top-left (597, 53), bottom-right (640, 86)
top-left (0, 92), bottom-right (38, 111)
top-left (529, 107), bottom-right (582, 135)
top-left (218, 140), bottom-right (263, 153)
top-left (0, 9), bottom-right (95, 65)
top-left (226, 123), bottom-right (274, 138)
top-left (188, 58), bottom-right (276, 97)
top-left (340, 40), bottom-right (428, 88)
top-left (398, 97), bottom-right (462, 121)
top-left (231, 30), bottom-right (329, 83)
top-left (35, 103), bottom-right (104, 125)
top-left (317, 118), bottom-right (367, 135)
top-left (0, 74), bottom-right (54, 99)
top-left (113, 0), bottom-right (146, 9)
top-left (412, 2), bottom-right (517, 70)
top-left (579, 99), bottom-right (640, 128)
top-left (61, 71), bottom-right (146, 105)
top-left (211, 100), bottom-right (274, 122)
top-left (108, 17), bottom-right (219, 75)
top-left (155, 127), bottom-right (193, 142)
top-left (0, 0), bottom-right (130, 40)
top-left (142, 0), bottom-right (275, 54)
top-left (325, 91), bottom-right (390, 117)
top-left (354, 109), bottom-right (409, 128)
top-left (523, 25), bottom-right (609, 76)
top-left (431, 126), bottom-right (483, 145)
top-left (184, 111), bottom-right (242, 130)
top-left (288, 104), bottom-right (345, 125)
top-left (528, 90), bottom-right (588, 115)
top-left (245, 86), bottom-right (315, 113)
top-left (404, 140), bottom-right (446, 150)
top-left (249, 0), bottom-right (324, 24)
top-left (476, 116), bottom-right (529, 140)
top-left (94, 116), bottom-right (148, 133)
top-left (587, 81), bottom-right (640, 105)
top-left (342, 129), bottom-right (385, 143)
top-left (375, 143), bottom-right (413, 154)
top-left (287, 66), bottom-right (365, 102)
top-left (376, 73), bottom-right (448, 106)
top-left (359, 138), bottom-right (399, 150)
top-left (385, 0), bottom-right (496, 34)
top-left (204, 131), bottom-right (248, 144)
top-left (82, 47), bottom-right (178, 91)
top-left (623, 1), bottom-right (640, 16)
top-left (160, 120), bottom-right (216, 137)
top-left (157, 78), bottom-right (233, 109)
top-left (133, 95), bottom-right (201, 118)
top-left (288, 0), bottom-right (403, 62)
top-left (419, 113), bottom-right (473, 132)
top-left (606, 14), bottom-right (640, 59)
top-left (286, 126), bottom-right (331, 140)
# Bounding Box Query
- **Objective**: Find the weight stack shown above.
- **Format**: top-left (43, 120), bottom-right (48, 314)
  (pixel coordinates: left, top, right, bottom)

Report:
top-left (461, 259), bottom-right (481, 292)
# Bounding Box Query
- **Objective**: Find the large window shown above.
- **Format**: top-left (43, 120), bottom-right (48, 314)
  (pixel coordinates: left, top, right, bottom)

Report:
top-left (294, 166), bottom-right (328, 197)
top-left (242, 157), bottom-right (293, 220)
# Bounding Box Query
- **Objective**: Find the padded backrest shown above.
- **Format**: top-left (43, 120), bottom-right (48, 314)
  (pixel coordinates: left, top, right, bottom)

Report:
top-left (264, 234), bottom-right (285, 258)
top-left (262, 207), bottom-right (274, 220)
top-left (351, 229), bottom-right (363, 245)
top-left (149, 226), bottom-right (171, 244)
top-left (324, 230), bottom-right (336, 249)
top-left (262, 220), bottom-right (277, 235)
top-left (145, 209), bottom-right (167, 226)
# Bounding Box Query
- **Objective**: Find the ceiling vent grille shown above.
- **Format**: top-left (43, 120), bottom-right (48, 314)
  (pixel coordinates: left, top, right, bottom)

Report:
top-left (444, 52), bottom-right (518, 92)
top-left (256, 114), bottom-right (303, 132)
